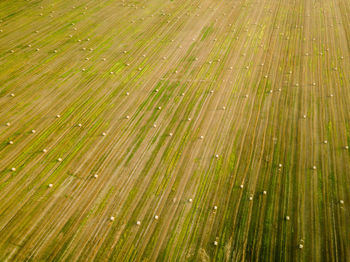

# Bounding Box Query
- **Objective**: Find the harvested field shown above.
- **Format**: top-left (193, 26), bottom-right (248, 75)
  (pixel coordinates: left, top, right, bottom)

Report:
top-left (0, 0), bottom-right (350, 261)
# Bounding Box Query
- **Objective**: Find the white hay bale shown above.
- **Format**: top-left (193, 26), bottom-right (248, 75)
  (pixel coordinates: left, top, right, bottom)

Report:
top-left (31, 129), bottom-right (36, 133)
top-left (323, 140), bottom-right (328, 144)
top-left (215, 154), bottom-right (219, 158)
top-left (312, 166), bottom-right (317, 170)
top-left (169, 133), bottom-right (173, 136)
top-left (6, 122), bottom-right (11, 126)
top-left (157, 106), bottom-right (161, 110)
top-left (48, 184), bottom-right (53, 188)
top-left (249, 196), bottom-right (253, 201)
top-left (340, 200), bottom-right (344, 204)
top-left (213, 241), bottom-right (218, 246)
top-left (181, 93), bottom-right (185, 96)
top-left (285, 216), bottom-right (290, 221)
top-left (110, 216), bottom-right (115, 221)
top-left (11, 167), bottom-right (16, 172)
top-left (189, 198), bottom-right (193, 203)
top-left (222, 106), bottom-right (226, 110)
top-left (200, 136), bottom-right (204, 139)
top-left (126, 92), bottom-right (129, 96)
top-left (136, 220), bottom-right (141, 225)
top-left (10, 93), bottom-right (15, 97)
top-left (244, 94), bottom-right (249, 98)
top-left (345, 146), bottom-right (349, 150)
top-left (299, 244), bottom-right (303, 249)
top-left (213, 206), bottom-right (217, 210)
top-left (210, 90), bottom-right (214, 93)
top-left (187, 118), bottom-right (191, 121)
top-left (43, 149), bottom-right (47, 153)
top-left (126, 115), bottom-right (130, 119)
top-left (102, 132), bottom-right (106, 136)
top-left (78, 123), bottom-right (82, 127)
top-left (56, 114), bottom-right (61, 118)
top-left (154, 215), bottom-right (159, 220)
top-left (278, 164), bottom-right (283, 168)
top-left (240, 184), bottom-right (244, 189)
top-left (57, 158), bottom-right (62, 162)
top-left (303, 115), bottom-right (307, 119)
top-left (94, 174), bottom-right (98, 178)
top-left (263, 191), bottom-right (267, 195)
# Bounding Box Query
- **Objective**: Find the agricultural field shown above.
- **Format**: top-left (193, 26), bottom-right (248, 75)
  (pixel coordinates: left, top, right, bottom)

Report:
top-left (0, 0), bottom-right (350, 261)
